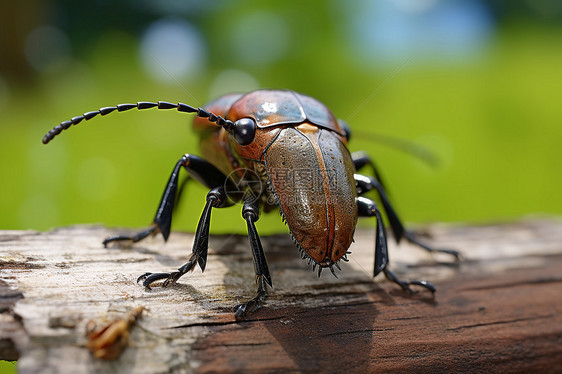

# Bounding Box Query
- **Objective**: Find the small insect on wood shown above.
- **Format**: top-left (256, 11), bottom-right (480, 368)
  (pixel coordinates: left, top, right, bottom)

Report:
top-left (43, 90), bottom-right (460, 319)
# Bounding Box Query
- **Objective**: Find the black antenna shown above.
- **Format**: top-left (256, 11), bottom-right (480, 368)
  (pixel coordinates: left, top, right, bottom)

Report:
top-left (42, 101), bottom-right (235, 144)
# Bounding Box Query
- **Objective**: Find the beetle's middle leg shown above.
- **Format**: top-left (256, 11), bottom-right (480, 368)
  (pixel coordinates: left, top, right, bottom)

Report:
top-left (357, 197), bottom-right (435, 294)
top-left (353, 152), bottom-right (461, 261)
top-left (234, 198), bottom-right (273, 319)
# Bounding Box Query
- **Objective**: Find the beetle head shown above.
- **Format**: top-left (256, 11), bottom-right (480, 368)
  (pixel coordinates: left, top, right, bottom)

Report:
top-left (221, 90), bottom-right (350, 162)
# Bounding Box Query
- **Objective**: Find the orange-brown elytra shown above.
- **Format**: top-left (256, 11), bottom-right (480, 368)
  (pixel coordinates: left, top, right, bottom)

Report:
top-left (43, 89), bottom-right (460, 319)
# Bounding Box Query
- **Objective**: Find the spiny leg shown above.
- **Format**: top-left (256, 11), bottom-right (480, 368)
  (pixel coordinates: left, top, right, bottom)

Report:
top-left (138, 186), bottom-right (228, 288)
top-left (234, 198), bottom-right (272, 319)
top-left (353, 153), bottom-right (461, 261)
top-left (103, 154), bottom-right (230, 247)
top-left (357, 196), bottom-right (435, 294)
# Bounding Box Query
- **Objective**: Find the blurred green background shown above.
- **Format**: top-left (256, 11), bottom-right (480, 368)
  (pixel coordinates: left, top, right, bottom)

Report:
top-left (1, 0), bottom-right (561, 236)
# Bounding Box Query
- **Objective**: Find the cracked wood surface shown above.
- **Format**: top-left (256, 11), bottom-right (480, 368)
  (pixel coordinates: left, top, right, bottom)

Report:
top-left (1, 220), bottom-right (562, 373)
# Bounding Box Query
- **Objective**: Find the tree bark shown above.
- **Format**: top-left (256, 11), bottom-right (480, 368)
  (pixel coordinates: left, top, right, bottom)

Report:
top-left (1, 220), bottom-right (561, 373)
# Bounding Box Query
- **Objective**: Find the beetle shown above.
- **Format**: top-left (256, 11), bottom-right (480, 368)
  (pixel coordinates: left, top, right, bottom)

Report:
top-left (43, 89), bottom-right (460, 318)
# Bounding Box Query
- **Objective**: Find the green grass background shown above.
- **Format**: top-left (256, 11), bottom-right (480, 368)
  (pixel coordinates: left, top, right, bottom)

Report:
top-left (1, 11), bottom-right (561, 238)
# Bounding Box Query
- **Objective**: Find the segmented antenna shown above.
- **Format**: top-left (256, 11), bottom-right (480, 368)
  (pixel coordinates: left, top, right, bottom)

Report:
top-left (42, 101), bottom-right (235, 144)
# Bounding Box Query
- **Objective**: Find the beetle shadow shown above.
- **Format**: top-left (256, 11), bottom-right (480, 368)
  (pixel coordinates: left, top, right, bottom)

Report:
top-left (202, 233), bottom-right (437, 372)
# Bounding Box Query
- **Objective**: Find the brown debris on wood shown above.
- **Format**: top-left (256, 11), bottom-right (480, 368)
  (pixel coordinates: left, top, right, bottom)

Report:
top-left (87, 306), bottom-right (145, 360)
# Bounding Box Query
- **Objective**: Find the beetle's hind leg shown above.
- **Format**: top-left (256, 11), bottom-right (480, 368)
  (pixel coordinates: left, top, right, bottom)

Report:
top-left (357, 197), bottom-right (435, 294)
top-left (353, 152), bottom-right (461, 262)
top-left (103, 154), bottom-right (227, 247)
top-left (234, 198), bottom-right (273, 320)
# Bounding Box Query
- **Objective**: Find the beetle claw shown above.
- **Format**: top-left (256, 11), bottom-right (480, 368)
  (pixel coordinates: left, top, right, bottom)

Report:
top-left (136, 272), bottom-right (173, 289)
top-left (234, 278), bottom-right (268, 319)
top-left (329, 265), bottom-right (338, 279)
top-left (234, 300), bottom-right (260, 319)
top-left (383, 268), bottom-right (436, 295)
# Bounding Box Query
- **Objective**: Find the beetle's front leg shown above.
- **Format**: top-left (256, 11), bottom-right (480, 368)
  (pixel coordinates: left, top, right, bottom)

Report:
top-left (138, 186), bottom-right (227, 288)
top-left (234, 198), bottom-right (272, 320)
top-left (357, 197), bottom-right (435, 294)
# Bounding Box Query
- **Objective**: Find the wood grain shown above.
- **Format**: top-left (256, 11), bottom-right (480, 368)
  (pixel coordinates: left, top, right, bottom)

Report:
top-left (1, 220), bottom-right (561, 373)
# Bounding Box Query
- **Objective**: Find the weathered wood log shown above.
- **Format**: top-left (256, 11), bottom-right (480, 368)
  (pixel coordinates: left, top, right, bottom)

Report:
top-left (1, 220), bottom-right (561, 373)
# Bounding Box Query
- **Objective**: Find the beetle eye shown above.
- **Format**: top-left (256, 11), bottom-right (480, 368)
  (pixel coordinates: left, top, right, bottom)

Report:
top-left (233, 118), bottom-right (256, 146)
